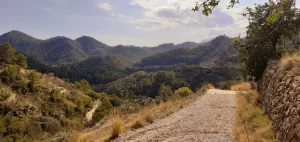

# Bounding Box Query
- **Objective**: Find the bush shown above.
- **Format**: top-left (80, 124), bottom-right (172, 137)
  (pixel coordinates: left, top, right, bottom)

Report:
top-left (219, 80), bottom-right (239, 90)
top-left (158, 84), bottom-right (173, 102)
top-left (92, 106), bottom-right (111, 124)
top-left (27, 71), bottom-right (40, 92)
top-left (0, 87), bottom-right (11, 101)
top-left (131, 120), bottom-right (147, 129)
top-left (231, 82), bottom-right (251, 91)
top-left (144, 113), bottom-right (154, 124)
top-left (111, 120), bottom-right (124, 138)
top-left (174, 87), bottom-right (193, 97)
top-left (109, 97), bottom-right (121, 107)
top-left (50, 89), bottom-right (65, 103)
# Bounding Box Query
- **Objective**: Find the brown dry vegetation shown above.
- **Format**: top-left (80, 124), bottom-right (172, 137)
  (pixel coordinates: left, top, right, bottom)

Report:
top-left (234, 86), bottom-right (276, 142)
top-left (279, 52), bottom-right (300, 70)
top-left (69, 86), bottom-right (207, 142)
top-left (231, 82), bottom-right (251, 91)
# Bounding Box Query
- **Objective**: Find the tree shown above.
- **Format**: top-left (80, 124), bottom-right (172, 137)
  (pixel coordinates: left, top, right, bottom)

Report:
top-left (0, 43), bottom-right (16, 65)
top-left (235, 1), bottom-right (300, 80)
top-left (15, 54), bottom-right (28, 68)
top-left (193, 0), bottom-right (239, 15)
top-left (27, 71), bottom-right (40, 92)
top-left (158, 84), bottom-right (173, 102)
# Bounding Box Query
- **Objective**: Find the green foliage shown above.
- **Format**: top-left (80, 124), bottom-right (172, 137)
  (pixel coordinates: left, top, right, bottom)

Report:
top-left (15, 54), bottom-right (28, 68)
top-left (219, 80), bottom-right (239, 90)
top-left (75, 80), bottom-right (92, 92)
top-left (235, 1), bottom-right (300, 81)
top-left (27, 71), bottom-right (40, 92)
top-left (0, 43), bottom-right (16, 64)
top-left (0, 86), bottom-right (11, 101)
top-left (192, 0), bottom-right (239, 15)
top-left (50, 89), bottom-right (65, 103)
top-left (137, 35), bottom-right (235, 67)
top-left (158, 84), bottom-right (173, 102)
top-left (174, 87), bottom-right (193, 97)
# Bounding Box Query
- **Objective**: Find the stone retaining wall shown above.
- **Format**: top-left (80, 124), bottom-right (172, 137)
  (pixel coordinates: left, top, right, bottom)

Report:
top-left (258, 60), bottom-right (300, 142)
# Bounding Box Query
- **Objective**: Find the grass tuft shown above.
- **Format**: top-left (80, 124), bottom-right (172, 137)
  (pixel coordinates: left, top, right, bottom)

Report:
top-left (279, 52), bottom-right (300, 71)
top-left (111, 120), bottom-right (124, 139)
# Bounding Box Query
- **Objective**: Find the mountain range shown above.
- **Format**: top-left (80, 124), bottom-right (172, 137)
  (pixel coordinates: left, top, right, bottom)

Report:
top-left (0, 30), bottom-right (202, 64)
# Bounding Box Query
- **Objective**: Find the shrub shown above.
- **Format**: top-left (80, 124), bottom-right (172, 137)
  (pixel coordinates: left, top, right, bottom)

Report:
top-left (131, 120), bottom-right (147, 129)
top-left (27, 71), bottom-right (40, 92)
top-left (111, 120), bottom-right (124, 138)
top-left (231, 82), bottom-right (251, 91)
top-left (144, 113), bottom-right (154, 124)
top-left (158, 84), bottom-right (173, 102)
top-left (50, 89), bottom-right (65, 103)
top-left (109, 97), bottom-right (121, 107)
top-left (219, 80), bottom-right (239, 90)
top-left (174, 87), bottom-right (193, 97)
top-left (0, 87), bottom-right (11, 101)
top-left (92, 106), bottom-right (111, 124)
top-left (207, 83), bottom-right (215, 89)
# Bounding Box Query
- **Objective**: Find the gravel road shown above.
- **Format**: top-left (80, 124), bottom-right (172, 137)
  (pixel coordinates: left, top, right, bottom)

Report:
top-left (118, 89), bottom-right (237, 142)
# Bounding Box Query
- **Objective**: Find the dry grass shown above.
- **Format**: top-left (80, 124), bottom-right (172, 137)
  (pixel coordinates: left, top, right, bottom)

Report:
top-left (72, 86), bottom-right (207, 142)
top-left (279, 52), bottom-right (300, 70)
top-left (231, 82), bottom-right (251, 91)
top-left (207, 83), bottom-right (215, 89)
top-left (111, 120), bottom-right (124, 139)
top-left (234, 90), bottom-right (276, 142)
top-left (131, 120), bottom-right (147, 129)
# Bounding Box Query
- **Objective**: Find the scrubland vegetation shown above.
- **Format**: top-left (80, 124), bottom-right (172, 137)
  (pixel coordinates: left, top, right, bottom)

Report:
top-left (232, 83), bottom-right (276, 142)
top-left (69, 85), bottom-right (207, 142)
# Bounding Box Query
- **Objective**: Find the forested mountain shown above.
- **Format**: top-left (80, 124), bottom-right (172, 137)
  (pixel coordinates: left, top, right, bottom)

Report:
top-left (0, 30), bottom-right (201, 64)
top-left (28, 55), bottom-right (133, 85)
top-left (75, 36), bottom-right (109, 56)
top-left (136, 35), bottom-right (238, 68)
top-left (101, 66), bottom-right (239, 98)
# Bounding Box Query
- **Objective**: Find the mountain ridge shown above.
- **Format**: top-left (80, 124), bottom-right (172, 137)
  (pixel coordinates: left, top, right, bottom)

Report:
top-left (0, 30), bottom-right (204, 64)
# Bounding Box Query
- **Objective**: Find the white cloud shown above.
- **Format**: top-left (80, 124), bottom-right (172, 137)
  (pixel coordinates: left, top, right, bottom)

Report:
top-left (97, 2), bottom-right (113, 11)
top-left (111, 0), bottom-right (237, 32)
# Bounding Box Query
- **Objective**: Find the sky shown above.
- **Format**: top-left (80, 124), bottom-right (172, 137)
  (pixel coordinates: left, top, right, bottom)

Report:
top-left (0, 0), bottom-right (299, 47)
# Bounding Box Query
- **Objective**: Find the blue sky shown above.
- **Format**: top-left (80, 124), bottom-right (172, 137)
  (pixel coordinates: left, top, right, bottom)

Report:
top-left (0, 0), bottom-right (297, 46)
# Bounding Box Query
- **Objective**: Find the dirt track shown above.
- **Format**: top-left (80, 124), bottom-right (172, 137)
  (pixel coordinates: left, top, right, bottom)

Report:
top-left (118, 89), bottom-right (237, 142)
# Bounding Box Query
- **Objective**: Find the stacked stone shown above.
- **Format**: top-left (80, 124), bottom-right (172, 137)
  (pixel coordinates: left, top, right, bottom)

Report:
top-left (258, 60), bottom-right (300, 142)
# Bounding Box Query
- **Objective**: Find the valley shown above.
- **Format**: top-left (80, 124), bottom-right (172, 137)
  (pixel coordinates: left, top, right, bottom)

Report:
top-left (1, 0), bottom-right (300, 141)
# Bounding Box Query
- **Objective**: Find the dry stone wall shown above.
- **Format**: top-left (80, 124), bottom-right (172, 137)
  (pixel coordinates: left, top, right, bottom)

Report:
top-left (258, 60), bottom-right (300, 142)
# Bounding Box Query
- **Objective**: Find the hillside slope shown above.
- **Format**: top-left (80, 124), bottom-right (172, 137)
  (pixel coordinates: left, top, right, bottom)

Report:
top-left (0, 43), bottom-right (114, 141)
top-left (136, 35), bottom-right (237, 68)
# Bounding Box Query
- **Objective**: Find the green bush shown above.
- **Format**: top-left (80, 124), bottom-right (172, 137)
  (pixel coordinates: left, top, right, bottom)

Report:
top-left (27, 71), bottom-right (40, 92)
top-left (157, 84), bottom-right (173, 102)
top-left (174, 87), bottom-right (193, 97)
top-left (50, 89), bottom-right (65, 103)
top-left (219, 80), bottom-right (239, 90)
top-left (109, 96), bottom-right (121, 107)
top-left (0, 87), bottom-right (10, 101)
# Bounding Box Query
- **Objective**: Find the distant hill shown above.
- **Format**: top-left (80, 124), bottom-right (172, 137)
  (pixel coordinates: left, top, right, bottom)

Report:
top-left (0, 30), bottom-right (201, 64)
top-left (28, 55), bottom-right (134, 85)
top-left (75, 36), bottom-right (109, 56)
top-left (136, 35), bottom-right (238, 68)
